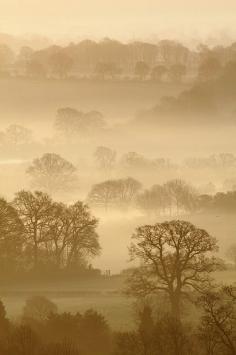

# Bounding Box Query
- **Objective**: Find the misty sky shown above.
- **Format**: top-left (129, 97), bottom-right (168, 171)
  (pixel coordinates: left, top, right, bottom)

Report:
top-left (1, 0), bottom-right (236, 43)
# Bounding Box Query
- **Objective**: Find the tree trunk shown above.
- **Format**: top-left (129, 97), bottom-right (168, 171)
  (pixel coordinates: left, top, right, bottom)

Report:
top-left (33, 243), bottom-right (39, 269)
top-left (170, 293), bottom-right (181, 321)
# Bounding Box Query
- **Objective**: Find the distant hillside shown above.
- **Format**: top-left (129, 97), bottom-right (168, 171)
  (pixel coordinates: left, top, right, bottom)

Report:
top-left (135, 60), bottom-right (236, 126)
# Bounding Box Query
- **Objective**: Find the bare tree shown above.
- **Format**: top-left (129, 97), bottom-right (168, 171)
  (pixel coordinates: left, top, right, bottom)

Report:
top-left (127, 220), bottom-right (221, 319)
top-left (13, 191), bottom-right (54, 269)
top-left (26, 153), bottom-right (78, 194)
top-left (0, 198), bottom-right (24, 272)
top-left (55, 108), bottom-right (106, 139)
top-left (55, 108), bottom-right (82, 139)
top-left (4, 124), bottom-right (33, 148)
top-left (88, 178), bottom-right (142, 210)
top-left (198, 286), bottom-right (236, 355)
top-left (164, 179), bottom-right (197, 215)
top-left (137, 184), bottom-right (171, 216)
top-left (46, 201), bottom-right (100, 270)
top-left (94, 146), bottom-right (116, 174)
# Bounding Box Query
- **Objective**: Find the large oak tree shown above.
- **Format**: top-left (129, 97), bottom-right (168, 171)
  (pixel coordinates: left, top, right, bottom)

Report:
top-left (127, 220), bottom-right (222, 319)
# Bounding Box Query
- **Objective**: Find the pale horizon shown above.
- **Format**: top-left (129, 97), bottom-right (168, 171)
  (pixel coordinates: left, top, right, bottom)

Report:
top-left (1, 0), bottom-right (236, 46)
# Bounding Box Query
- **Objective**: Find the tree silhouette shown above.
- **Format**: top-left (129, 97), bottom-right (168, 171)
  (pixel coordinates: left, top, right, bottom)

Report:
top-left (27, 153), bottom-right (78, 194)
top-left (0, 198), bottom-right (24, 272)
top-left (127, 220), bottom-right (221, 319)
top-left (4, 124), bottom-right (33, 148)
top-left (198, 286), bottom-right (236, 355)
top-left (49, 50), bottom-right (73, 78)
top-left (13, 191), bottom-right (54, 269)
top-left (7, 325), bottom-right (41, 355)
top-left (95, 62), bottom-right (121, 79)
top-left (164, 179), bottom-right (197, 215)
top-left (137, 184), bottom-right (171, 216)
top-left (88, 178), bottom-right (142, 210)
top-left (55, 108), bottom-right (106, 139)
top-left (94, 146), bottom-right (116, 174)
top-left (46, 201), bottom-right (100, 270)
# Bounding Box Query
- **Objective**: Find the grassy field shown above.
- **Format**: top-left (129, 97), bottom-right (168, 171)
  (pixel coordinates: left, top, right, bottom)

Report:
top-left (0, 276), bottom-right (133, 330)
top-left (0, 268), bottom-right (235, 330)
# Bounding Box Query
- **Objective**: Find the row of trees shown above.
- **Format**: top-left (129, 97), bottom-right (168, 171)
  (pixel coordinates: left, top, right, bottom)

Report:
top-left (87, 178), bottom-right (196, 214)
top-left (1, 149), bottom-right (236, 215)
top-left (134, 61), bottom-right (186, 82)
top-left (87, 177), bottom-right (236, 215)
top-left (1, 38), bottom-right (236, 80)
top-left (0, 191), bottom-right (100, 275)
top-left (94, 148), bottom-right (236, 179)
top-left (137, 180), bottom-right (196, 215)
top-left (199, 191), bottom-right (236, 213)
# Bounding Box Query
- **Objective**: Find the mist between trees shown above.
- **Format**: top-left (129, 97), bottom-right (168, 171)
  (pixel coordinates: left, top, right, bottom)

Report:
top-left (1, 35), bottom-right (236, 355)
top-left (0, 151), bottom-right (236, 354)
top-left (0, 215), bottom-right (235, 355)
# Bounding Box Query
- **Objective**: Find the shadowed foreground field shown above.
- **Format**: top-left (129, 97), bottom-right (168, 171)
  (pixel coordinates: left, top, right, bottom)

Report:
top-left (0, 269), bottom-right (235, 330)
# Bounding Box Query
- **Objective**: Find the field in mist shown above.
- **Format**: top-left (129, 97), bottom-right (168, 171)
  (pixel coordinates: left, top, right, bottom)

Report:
top-left (0, 78), bottom-right (187, 132)
top-left (0, 34), bottom-right (236, 355)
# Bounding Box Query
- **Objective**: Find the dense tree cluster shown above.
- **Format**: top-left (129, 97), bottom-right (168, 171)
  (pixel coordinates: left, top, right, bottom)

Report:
top-left (137, 179), bottom-right (197, 216)
top-left (1, 38), bottom-right (236, 81)
top-left (88, 177), bottom-right (142, 210)
top-left (198, 191), bottom-right (236, 213)
top-left (0, 298), bottom-right (111, 355)
top-left (0, 191), bottom-right (100, 277)
top-left (94, 146), bottom-right (117, 174)
top-left (185, 153), bottom-right (236, 170)
top-left (87, 174), bottom-right (236, 215)
top-left (55, 108), bottom-right (106, 139)
top-left (27, 153), bottom-right (79, 194)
